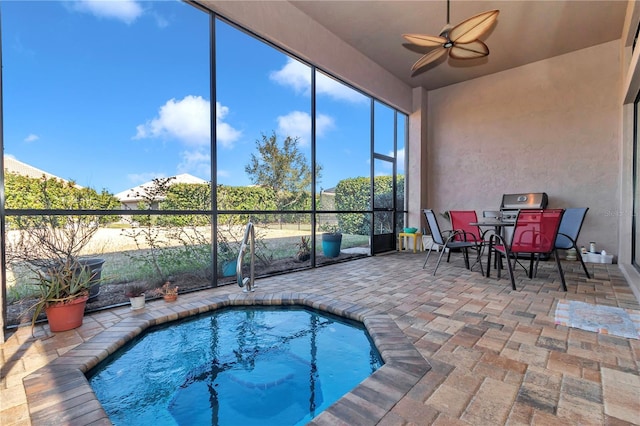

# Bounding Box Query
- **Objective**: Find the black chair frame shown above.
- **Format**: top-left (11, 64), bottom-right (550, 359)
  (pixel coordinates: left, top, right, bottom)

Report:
top-left (488, 209), bottom-right (567, 291)
top-left (422, 209), bottom-right (484, 276)
top-left (535, 207), bottom-right (590, 280)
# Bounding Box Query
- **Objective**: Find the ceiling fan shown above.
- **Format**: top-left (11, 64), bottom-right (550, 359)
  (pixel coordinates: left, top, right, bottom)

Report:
top-left (403, 0), bottom-right (499, 73)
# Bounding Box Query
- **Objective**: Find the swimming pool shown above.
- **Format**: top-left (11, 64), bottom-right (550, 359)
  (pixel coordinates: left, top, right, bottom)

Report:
top-left (87, 306), bottom-right (383, 425)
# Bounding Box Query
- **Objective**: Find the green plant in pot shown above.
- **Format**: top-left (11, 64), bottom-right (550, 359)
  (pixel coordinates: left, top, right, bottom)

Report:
top-left (31, 259), bottom-right (93, 332)
top-left (320, 224), bottom-right (342, 258)
top-left (294, 236), bottom-right (311, 262)
top-left (7, 214), bottom-right (105, 301)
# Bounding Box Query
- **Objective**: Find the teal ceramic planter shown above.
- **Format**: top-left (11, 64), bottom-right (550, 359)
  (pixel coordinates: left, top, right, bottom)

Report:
top-left (222, 260), bottom-right (236, 277)
top-left (322, 233), bottom-right (342, 258)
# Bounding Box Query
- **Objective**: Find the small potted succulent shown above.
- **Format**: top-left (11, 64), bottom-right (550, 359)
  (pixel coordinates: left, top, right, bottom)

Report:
top-left (124, 284), bottom-right (146, 310)
top-left (155, 281), bottom-right (179, 302)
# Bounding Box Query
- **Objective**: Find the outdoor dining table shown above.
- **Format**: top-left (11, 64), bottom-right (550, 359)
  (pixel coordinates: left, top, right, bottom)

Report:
top-left (469, 219), bottom-right (515, 278)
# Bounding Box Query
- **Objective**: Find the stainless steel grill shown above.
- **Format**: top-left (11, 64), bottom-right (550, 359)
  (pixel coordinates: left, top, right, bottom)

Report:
top-left (500, 192), bottom-right (548, 211)
top-left (500, 192), bottom-right (548, 222)
top-left (498, 192), bottom-right (549, 258)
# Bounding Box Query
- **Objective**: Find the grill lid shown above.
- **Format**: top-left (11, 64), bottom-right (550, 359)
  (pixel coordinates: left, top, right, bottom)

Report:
top-left (500, 192), bottom-right (548, 210)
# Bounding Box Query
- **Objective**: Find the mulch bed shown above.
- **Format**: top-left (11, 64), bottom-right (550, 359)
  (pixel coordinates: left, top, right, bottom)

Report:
top-left (5, 252), bottom-right (365, 330)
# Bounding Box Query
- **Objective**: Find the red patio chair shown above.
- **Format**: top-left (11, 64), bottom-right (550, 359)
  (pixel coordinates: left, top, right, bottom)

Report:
top-left (448, 210), bottom-right (489, 274)
top-left (489, 209), bottom-right (567, 291)
top-left (422, 209), bottom-right (482, 275)
top-left (449, 210), bottom-right (483, 242)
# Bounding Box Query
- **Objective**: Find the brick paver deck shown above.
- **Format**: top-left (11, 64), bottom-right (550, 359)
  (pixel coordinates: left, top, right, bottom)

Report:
top-left (1, 252), bottom-right (639, 425)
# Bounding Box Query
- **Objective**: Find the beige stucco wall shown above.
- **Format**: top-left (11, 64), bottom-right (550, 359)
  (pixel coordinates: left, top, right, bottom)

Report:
top-left (424, 40), bottom-right (622, 255)
top-left (407, 87), bottom-right (429, 231)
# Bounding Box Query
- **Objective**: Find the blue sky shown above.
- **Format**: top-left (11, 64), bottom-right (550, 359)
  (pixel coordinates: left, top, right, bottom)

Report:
top-left (2, 0), bottom-right (404, 196)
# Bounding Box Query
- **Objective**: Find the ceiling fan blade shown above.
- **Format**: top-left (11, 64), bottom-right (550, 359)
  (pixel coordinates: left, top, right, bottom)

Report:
top-left (402, 33), bottom-right (447, 47)
top-left (411, 47), bottom-right (448, 72)
top-left (449, 40), bottom-right (489, 59)
top-left (449, 10), bottom-right (499, 44)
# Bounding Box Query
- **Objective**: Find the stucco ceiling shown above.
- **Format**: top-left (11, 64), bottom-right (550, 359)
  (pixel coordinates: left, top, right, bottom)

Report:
top-left (290, 1), bottom-right (628, 90)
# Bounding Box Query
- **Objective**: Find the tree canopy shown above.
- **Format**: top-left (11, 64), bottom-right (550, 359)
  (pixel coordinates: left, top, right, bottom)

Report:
top-left (244, 131), bottom-right (320, 211)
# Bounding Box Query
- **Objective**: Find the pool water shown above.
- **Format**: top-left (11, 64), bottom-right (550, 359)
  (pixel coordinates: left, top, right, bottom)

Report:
top-left (87, 306), bottom-right (383, 425)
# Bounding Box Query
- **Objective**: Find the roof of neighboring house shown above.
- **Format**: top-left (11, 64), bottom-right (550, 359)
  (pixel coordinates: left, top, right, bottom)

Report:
top-left (4, 156), bottom-right (82, 187)
top-left (116, 173), bottom-right (208, 203)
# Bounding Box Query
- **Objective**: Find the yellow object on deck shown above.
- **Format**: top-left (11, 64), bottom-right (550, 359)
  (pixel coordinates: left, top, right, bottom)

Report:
top-left (398, 232), bottom-right (423, 253)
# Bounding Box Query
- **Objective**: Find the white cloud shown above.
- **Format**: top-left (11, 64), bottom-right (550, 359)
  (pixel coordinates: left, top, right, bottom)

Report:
top-left (151, 11), bottom-right (169, 29)
top-left (216, 102), bottom-right (242, 148)
top-left (177, 150), bottom-right (211, 179)
top-left (277, 111), bottom-right (309, 145)
top-left (24, 134), bottom-right (39, 143)
top-left (316, 114), bottom-right (334, 137)
top-left (316, 72), bottom-right (368, 104)
top-left (134, 95), bottom-right (209, 146)
top-left (396, 148), bottom-right (405, 172)
top-left (134, 97), bottom-right (239, 180)
top-left (277, 111), bottom-right (334, 146)
top-left (270, 59), bottom-right (311, 95)
top-left (70, 0), bottom-right (144, 24)
top-left (270, 58), bottom-right (367, 104)
top-left (134, 96), bottom-right (241, 148)
top-left (373, 149), bottom-right (404, 175)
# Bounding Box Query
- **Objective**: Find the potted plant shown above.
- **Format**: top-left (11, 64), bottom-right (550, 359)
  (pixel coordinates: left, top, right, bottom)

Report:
top-left (154, 281), bottom-right (179, 302)
top-left (81, 257), bottom-right (106, 300)
top-left (30, 259), bottom-right (93, 332)
top-left (125, 284), bottom-right (146, 310)
top-left (7, 213), bottom-right (106, 301)
top-left (321, 224), bottom-right (342, 258)
top-left (294, 236), bottom-right (311, 262)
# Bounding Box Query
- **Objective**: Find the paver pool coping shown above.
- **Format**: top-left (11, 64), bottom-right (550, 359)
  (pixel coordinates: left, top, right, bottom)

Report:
top-left (23, 292), bottom-right (431, 425)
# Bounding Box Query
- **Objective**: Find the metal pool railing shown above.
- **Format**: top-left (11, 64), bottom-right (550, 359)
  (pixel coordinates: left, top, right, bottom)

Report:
top-left (236, 221), bottom-right (256, 292)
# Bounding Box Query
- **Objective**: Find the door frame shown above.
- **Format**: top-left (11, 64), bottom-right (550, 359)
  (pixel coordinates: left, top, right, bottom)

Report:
top-left (372, 153), bottom-right (397, 254)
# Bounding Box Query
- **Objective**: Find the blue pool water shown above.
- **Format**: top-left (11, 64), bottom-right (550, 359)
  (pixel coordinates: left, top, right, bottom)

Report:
top-left (87, 306), bottom-right (383, 425)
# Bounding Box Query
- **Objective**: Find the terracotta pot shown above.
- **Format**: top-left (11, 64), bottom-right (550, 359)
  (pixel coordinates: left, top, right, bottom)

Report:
top-left (163, 294), bottom-right (178, 302)
top-left (44, 295), bottom-right (88, 332)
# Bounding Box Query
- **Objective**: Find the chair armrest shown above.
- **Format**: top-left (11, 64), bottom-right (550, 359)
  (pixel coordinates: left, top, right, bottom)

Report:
top-left (443, 229), bottom-right (463, 245)
top-left (442, 229), bottom-right (455, 238)
top-left (446, 230), bottom-right (483, 249)
top-left (489, 232), bottom-right (507, 247)
top-left (456, 230), bottom-right (481, 244)
top-left (479, 228), bottom-right (495, 241)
